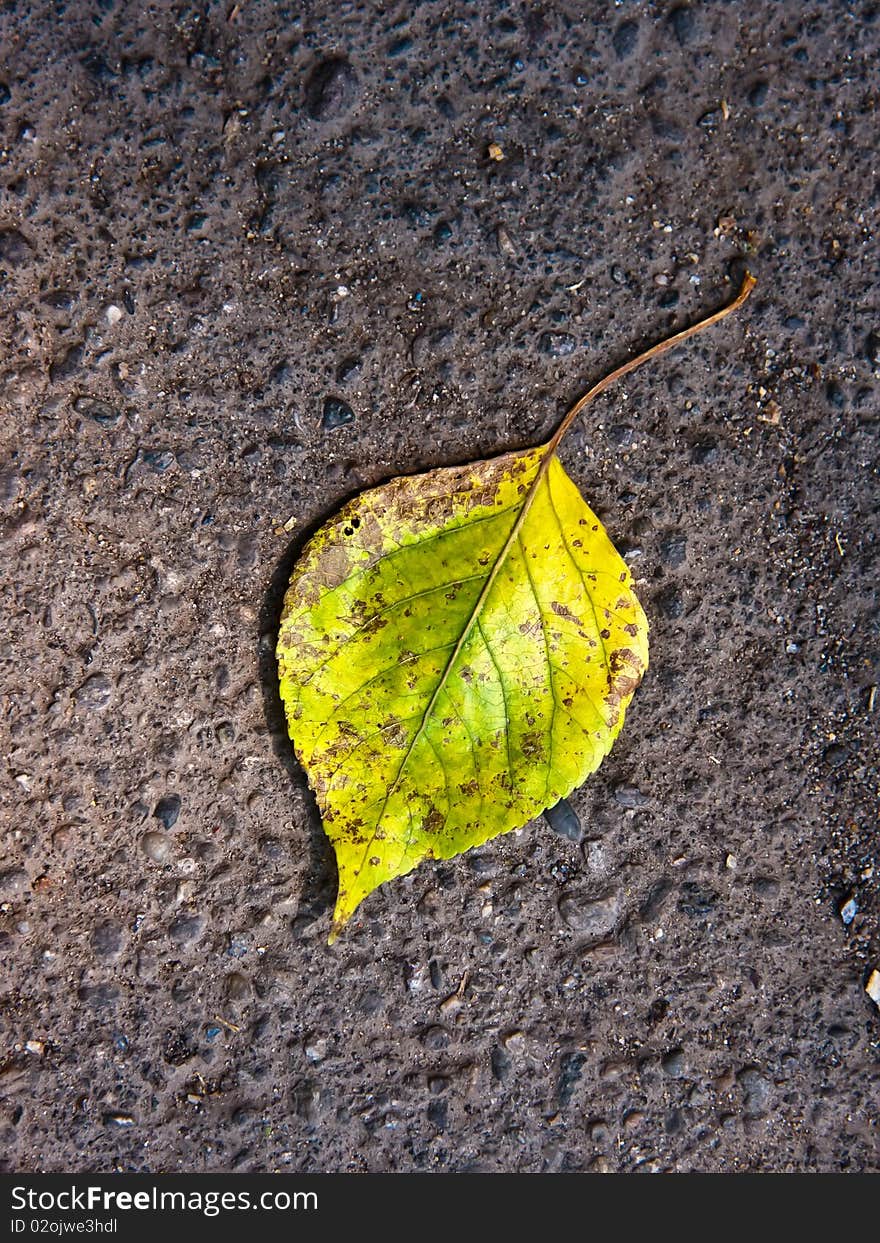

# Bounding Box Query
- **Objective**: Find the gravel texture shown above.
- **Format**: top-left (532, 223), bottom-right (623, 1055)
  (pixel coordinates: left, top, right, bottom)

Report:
top-left (1, 0), bottom-right (878, 1173)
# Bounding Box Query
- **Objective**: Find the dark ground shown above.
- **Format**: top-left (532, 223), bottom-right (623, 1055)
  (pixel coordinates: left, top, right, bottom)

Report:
top-left (0, 0), bottom-right (878, 1174)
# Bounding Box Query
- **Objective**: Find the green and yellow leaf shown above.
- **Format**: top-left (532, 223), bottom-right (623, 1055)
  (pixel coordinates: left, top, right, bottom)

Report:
top-left (278, 448), bottom-right (646, 937)
top-left (276, 275), bottom-right (755, 940)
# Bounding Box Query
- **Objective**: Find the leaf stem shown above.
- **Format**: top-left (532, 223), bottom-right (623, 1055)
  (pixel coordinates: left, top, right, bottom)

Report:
top-left (545, 272), bottom-right (757, 457)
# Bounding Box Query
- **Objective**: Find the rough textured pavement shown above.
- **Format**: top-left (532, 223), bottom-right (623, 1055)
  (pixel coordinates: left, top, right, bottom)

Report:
top-left (1, 0), bottom-right (878, 1172)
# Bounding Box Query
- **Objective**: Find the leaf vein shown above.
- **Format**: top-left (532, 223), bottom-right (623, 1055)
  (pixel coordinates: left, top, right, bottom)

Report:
top-left (516, 531), bottom-right (558, 799)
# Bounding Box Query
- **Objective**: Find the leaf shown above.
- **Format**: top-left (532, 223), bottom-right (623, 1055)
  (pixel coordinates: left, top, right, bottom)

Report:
top-left (277, 275), bottom-right (756, 940)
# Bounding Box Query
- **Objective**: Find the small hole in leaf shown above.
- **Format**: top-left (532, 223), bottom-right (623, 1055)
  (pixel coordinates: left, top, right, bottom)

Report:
top-left (351, 516), bottom-right (361, 528)
top-left (343, 526), bottom-right (353, 536)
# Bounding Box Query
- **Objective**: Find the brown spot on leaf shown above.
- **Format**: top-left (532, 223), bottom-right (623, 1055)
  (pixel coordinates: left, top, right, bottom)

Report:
top-left (521, 731), bottom-right (545, 760)
top-left (423, 807), bottom-right (445, 834)
top-left (604, 647), bottom-right (644, 727)
top-left (551, 600), bottom-right (579, 623)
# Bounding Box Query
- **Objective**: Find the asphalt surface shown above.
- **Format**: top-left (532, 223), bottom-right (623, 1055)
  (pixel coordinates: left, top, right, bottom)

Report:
top-left (1, 0), bottom-right (877, 1172)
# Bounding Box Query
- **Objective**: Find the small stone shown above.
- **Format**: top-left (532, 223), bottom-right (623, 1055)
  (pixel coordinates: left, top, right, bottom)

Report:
top-left (539, 331), bottom-right (577, 357)
top-left (698, 108), bottom-right (723, 131)
top-left (141, 831), bottom-right (173, 864)
top-left (612, 784), bottom-right (649, 809)
top-left (73, 396), bottom-right (121, 425)
top-left (823, 743), bottom-right (849, 768)
top-left (427, 1098), bottom-right (448, 1130)
top-left (25, 1040), bottom-right (45, 1056)
top-left (678, 881), bottom-right (718, 917)
top-left (405, 962), bottom-right (430, 993)
top-left (169, 914), bottom-right (205, 946)
top-left (153, 794), bottom-right (181, 830)
top-left (840, 895), bottom-right (858, 926)
top-left (558, 890), bottom-right (621, 938)
top-left (0, 867), bottom-right (28, 898)
top-left (543, 798), bottom-right (583, 842)
top-left (661, 1048), bottom-right (687, 1078)
top-left (491, 1046), bottom-right (512, 1082)
top-left (142, 449), bottom-right (176, 473)
top-left (105, 1113), bottom-right (135, 1127)
top-left (660, 535), bottom-right (687, 567)
top-left (487, 142), bottom-right (504, 162)
top-left (584, 840), bottom-right (611, 877)
top-left (336, 356), bottom-right (362, 384)
top-left (866, 969), bottom-right (880, 1009)
top-left (105, 305), bottom-right (123, 326)
top-left (305, 1036), bottom-right (328, 1063)
top-left (421, 1025), bottom-right (449, 1050)
top-left (691, 439), bottom-right (718, 464)
top-left (738, 1066), bottom-right (772, 1118)
top-left (74, 674), bottom-right (112, 711)
top-left (496, 225), bottom-right (517, 257)
top-left (321, 396), bottom-right (355, 430)
top-left (558, 1051), bottom-right (587, 1105)
top-left (305, 58), bottom-right (359, 121)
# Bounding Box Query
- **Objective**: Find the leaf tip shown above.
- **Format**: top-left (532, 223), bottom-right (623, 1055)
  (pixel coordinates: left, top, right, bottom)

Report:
top-left (328, 886), bottom-right (360, 944)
